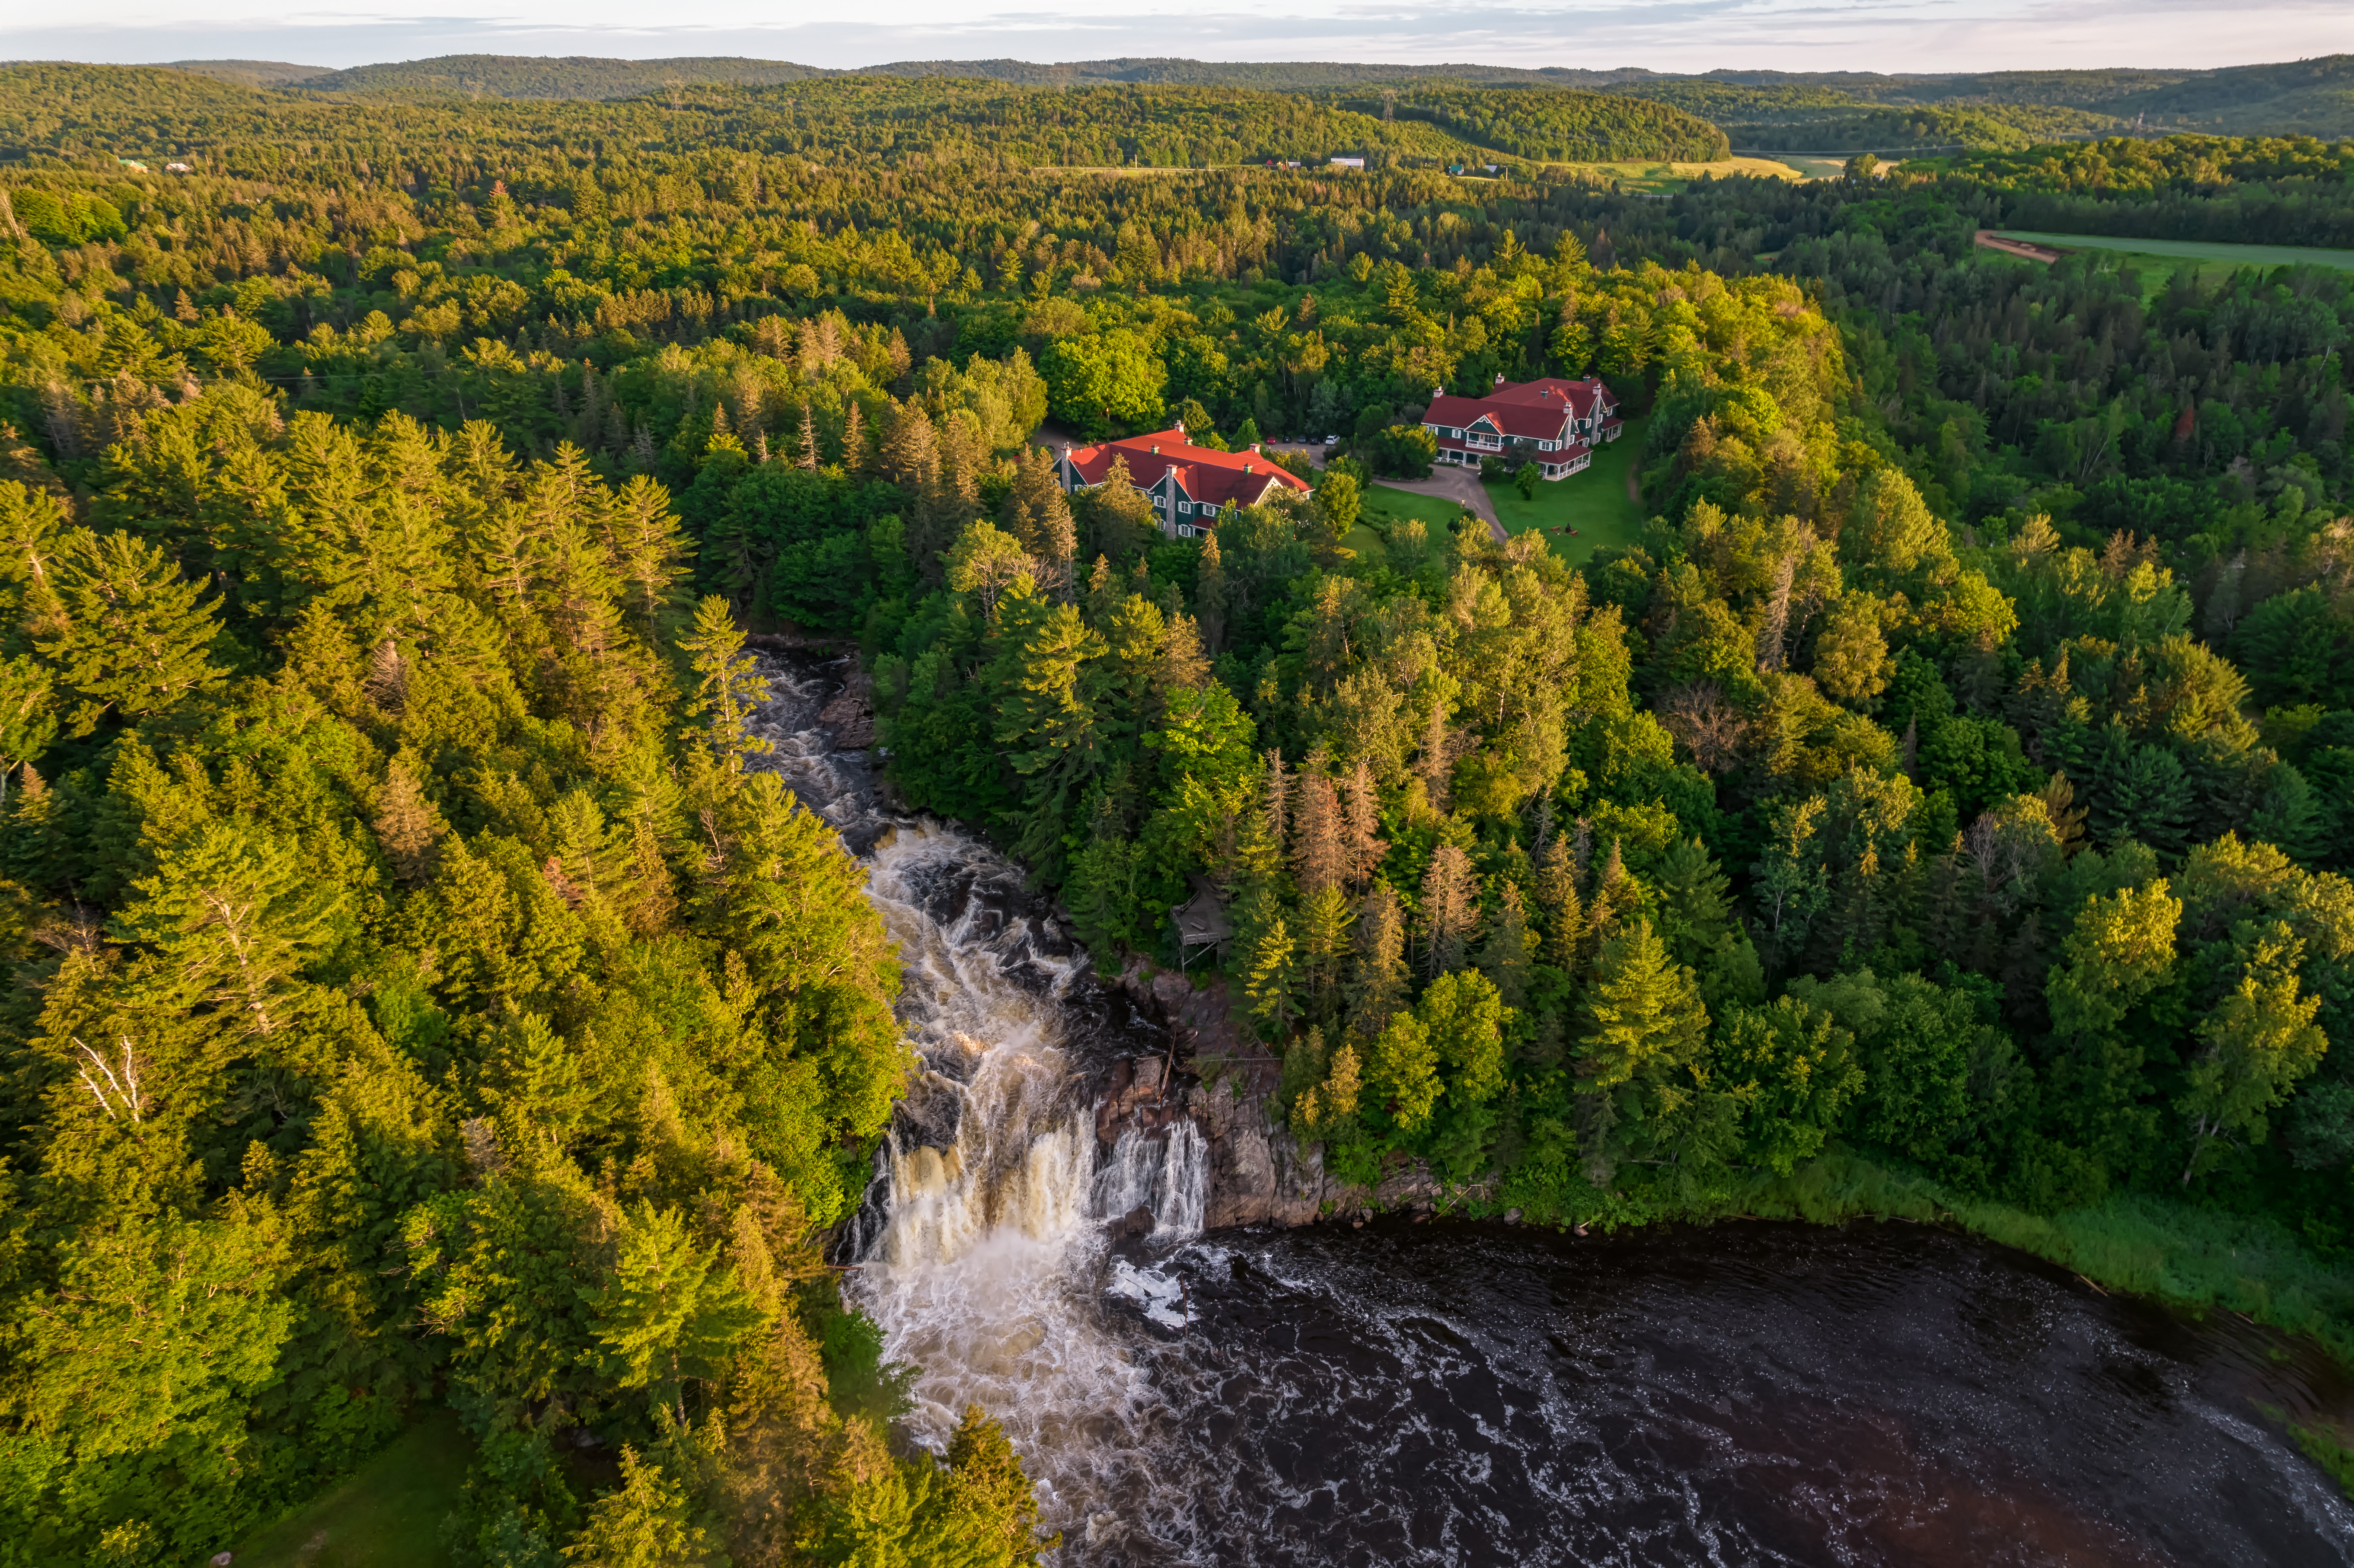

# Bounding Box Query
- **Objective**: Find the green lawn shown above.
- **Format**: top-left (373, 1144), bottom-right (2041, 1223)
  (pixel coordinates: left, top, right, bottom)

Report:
top-left (233, 1411), bottom-right (472, 1568)
top-left (1359, 483), bottom-right (1474, 534)
top-left (1483, 417), bottom-right (1650, 565)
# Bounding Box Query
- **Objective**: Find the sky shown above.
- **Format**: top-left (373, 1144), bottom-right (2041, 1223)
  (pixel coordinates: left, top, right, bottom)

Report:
top-left (1, 0), bottom-right (2350, 76)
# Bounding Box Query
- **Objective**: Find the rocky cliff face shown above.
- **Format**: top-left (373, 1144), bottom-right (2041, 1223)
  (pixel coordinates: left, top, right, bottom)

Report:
top-left (1100, 961), bottom-right (1443, 1232)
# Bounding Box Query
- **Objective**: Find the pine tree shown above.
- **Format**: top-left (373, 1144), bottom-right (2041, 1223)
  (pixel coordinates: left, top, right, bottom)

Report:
top-left (1244, 915), bottom-right (1298, 1040)
top-left (1156, 612), bottom-right (1209, 695)
top-left (375, 755), bottom-right (447, 887)
top-left (1349, 881), bottom-right (1409, 1036)
top-left (942, 1405), bottom-right (1061, 1566)
top-left (607, 475), bottom-right (692, 634)
top-left (1577, 918), bottom-right (1709, 1092)
top-left (564, 1444), bottom-right (718, 1567)
top-left (1261, 749), bottom-right (1292, 848)
top-left (0, 653), bottom-right (56, 804)
top-left (1587, 839), bottom-right (1643, 958)
top-left (677, 595), bottom-right (773, 771)
top-left (112, 818), bottom-right (343, 1042)
top-left (1417, 841), bottom-right (1480, 976)
top-left (1298, 883), bottom-right (1355, 1012)
top-left (798, 403), bottom-right (819, 471)
top-left (840, 400), bottom-right (867, 474)
top-left (1341, 759), bottom-right (1386, 884)
top-left (1291, 768), bottom-right (1346, 896)
top-left (1301, 1039), bottom-right (1363, 1138)
top-left (1651, 838), bottom-right (1732, 969)
top-left (1413, 697), bottom-right (1454, 810)
top-left (1534, 831), bottom-right (1585, 973)
top-left (1477, 882), bottom-right (1534, 1010)
top-left (1195, 529), bottom-right (1228, 652)
top-left (585, 1201), bottom-right (763, 1414)
top-left (0, 478), bottom-right (72, 648)
top-left (1082, 555), bottom-right (1119, 626)
top-left (39, 528), bottom-right (226, 733)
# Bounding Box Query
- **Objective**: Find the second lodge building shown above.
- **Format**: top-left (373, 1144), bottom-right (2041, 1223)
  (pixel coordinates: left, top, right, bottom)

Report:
top-left (1422, 375), bottom-right (1623, 480)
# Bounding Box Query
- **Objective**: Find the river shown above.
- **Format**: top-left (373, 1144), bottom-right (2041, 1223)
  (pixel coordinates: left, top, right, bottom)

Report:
top-left (750, 652), bottom-right (2354, 1567)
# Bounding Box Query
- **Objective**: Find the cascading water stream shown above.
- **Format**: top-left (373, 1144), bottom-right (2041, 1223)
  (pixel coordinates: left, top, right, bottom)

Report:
top-left (746, 653), bottom-right (1205, 1557)
top-left (747, 651), bottom-right (2354, 1568)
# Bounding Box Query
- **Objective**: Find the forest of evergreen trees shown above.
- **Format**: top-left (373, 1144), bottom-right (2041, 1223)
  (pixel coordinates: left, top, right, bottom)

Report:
top-left (0, 58), bottom-right (2352, 1565)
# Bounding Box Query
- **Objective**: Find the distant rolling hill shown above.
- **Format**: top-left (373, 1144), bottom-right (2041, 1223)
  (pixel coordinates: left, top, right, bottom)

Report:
top-left (81, 51), bottom-right (2354, 143)
top-left (281, 54), bottom-right (826, 101)
top-left (166, 59), bottom-right (332, 88)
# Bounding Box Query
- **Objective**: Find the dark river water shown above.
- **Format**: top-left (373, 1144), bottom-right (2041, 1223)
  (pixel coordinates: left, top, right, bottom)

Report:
top-left (750, 651), bottom-right (2354, 1568)
top-left (1116, 1217), bottom-right (2354, 1567)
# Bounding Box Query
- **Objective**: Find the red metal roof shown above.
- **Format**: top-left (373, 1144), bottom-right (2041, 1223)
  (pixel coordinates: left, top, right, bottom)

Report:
top-left (1425, 378), bottom-right (1614, 441)
top-left (1061, 428), bottom-right (1311, 512)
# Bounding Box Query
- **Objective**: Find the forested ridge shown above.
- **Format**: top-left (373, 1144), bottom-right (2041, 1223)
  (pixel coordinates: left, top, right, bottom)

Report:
top-left (3, 58), bottom-right (2354, 1563)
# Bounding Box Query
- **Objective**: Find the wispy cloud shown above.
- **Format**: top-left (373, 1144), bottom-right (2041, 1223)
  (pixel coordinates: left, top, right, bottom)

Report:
top-left (3, 0), bottom-right (2348, 73)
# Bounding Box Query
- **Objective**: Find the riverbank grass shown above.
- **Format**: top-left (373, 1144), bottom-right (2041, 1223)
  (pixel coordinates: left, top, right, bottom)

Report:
top-left (1736, 1154), bottom-right (2354, 1364)
top-left (231, 1409), bottom-right (471, 1568)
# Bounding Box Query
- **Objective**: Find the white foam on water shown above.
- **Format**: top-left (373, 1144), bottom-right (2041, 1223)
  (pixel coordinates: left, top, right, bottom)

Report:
top-left (745, 659), bottom-right (1208, 1551)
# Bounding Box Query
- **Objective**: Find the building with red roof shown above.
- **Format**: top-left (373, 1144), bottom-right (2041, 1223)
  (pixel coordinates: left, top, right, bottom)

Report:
top-left (1053, 426), bottom-right (1311, 539)
top-left (1421, 375), bottom-right (1623, 481)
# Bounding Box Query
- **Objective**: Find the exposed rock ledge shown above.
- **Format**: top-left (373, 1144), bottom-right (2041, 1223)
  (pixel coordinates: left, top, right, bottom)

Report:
top-left (1104, 959), bottom-right (1448, 1231)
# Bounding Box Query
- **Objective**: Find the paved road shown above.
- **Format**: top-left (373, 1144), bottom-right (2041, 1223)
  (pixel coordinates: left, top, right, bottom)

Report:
top-left (1370, 466), bottom-right (1507, 544)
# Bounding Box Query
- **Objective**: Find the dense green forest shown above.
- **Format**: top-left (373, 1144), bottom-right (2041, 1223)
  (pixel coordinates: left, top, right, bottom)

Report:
top-left (0, 64), bottom-right (1691, 176)
top-left (1336, 87), bottom-right (1729, 163)
top-left (3, 56), bottom-right (2354, 1565)
top-left (1601, 82), bottom-right (2129, 153)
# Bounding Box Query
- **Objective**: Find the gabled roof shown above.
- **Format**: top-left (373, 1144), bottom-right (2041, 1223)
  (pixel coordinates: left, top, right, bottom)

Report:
top-left (1061, 428), bottom-right (1311, 512)
top-left (1425, 377), bottom-right (1614, 440)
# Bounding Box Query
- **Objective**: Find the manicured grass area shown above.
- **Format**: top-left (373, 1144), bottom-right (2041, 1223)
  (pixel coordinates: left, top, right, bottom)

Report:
top-left (233, 1410), bottom-right (472, 1568)
top-left (1481, 416), bottom-right (1650, 566)
top-left (1360, 483), bottom-right (1477, 534)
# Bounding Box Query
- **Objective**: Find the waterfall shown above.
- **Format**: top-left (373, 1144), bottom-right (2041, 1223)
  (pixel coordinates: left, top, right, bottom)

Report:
top-left (1095, 1122), bottom-right (1209, 1243)
top-left (746, 654), bottom-right (1208, 1553)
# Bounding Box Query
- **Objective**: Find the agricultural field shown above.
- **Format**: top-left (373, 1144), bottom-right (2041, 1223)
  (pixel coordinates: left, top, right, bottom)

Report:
top-left (1992, 229), bottom-right (2354, 298)
top-left (1569, 156), bottom-right (1810, 191)
top-left (1769, 154), bottom-right (1851, 179)
top-left (1483, 417), bottom-right (1652, 565)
